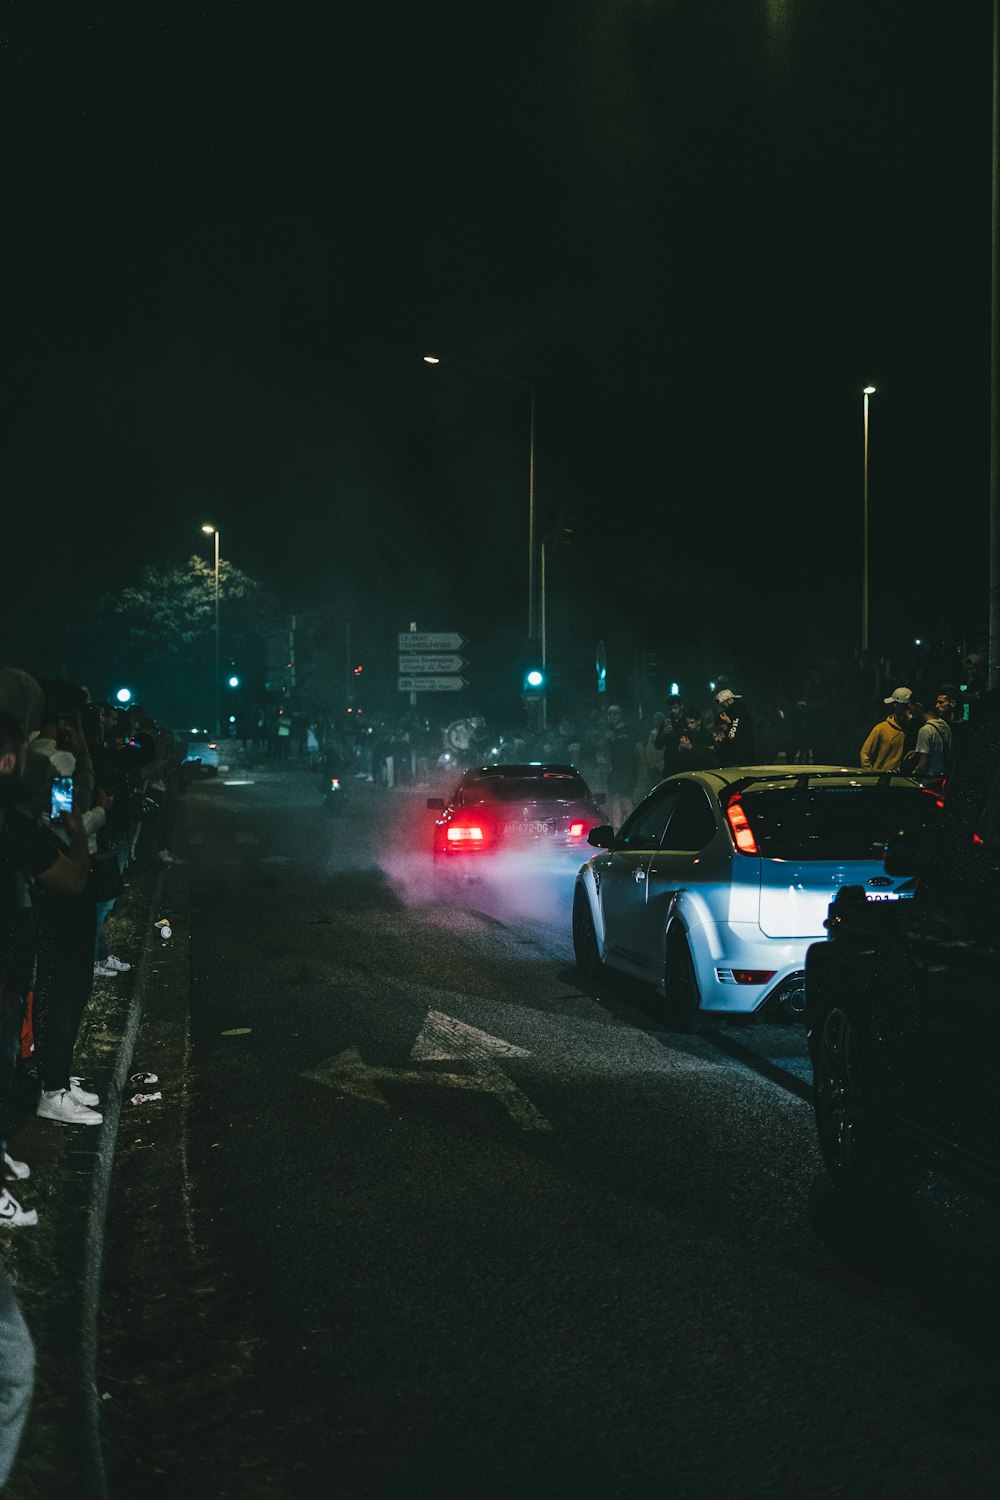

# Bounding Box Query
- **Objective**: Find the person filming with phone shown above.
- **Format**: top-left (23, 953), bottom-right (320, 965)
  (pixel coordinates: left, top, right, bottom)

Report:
top-left (15, 681), bottom-right (108, 1127)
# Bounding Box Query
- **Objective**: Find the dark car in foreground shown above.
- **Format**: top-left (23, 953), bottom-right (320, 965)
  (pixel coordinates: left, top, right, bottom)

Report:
top-left (427, 763), bottom-right (605, 869)
top-left (806, 694), bottom-right (1000, 1196)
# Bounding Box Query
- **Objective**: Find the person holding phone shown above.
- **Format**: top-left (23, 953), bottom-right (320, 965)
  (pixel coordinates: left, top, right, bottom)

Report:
top-left (13, 682), bottom-right (105, 1128)
top-left (0, 709), bottom-right (90, 1205)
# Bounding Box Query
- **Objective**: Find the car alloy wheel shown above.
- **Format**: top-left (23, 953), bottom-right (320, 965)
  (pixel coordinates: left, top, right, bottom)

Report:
top-left (572, 887), bottom-right (602, 978)
top-left (663, 932), bottom-right (699, 1031)
top-left (815, 1007), bottom-right (865, 1181)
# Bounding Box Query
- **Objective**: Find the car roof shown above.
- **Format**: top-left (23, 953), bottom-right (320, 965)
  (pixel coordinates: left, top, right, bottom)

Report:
top-left (677, 765), bottom-right (920, 792)
top-left (462, 763), bottom-right (581, 779)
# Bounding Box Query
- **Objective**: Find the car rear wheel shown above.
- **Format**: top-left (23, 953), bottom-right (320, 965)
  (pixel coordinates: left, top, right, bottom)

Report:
top-left (814, 1006), bottom-right (920, 1194)
top-left (663, 931), bottom-right (699, 1031)
top-left (572, 887), bottom-right (602, 978)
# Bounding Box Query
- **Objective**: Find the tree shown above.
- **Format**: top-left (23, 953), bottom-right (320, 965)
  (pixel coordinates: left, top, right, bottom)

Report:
top-left (109, 555), bottom-right (263, 653)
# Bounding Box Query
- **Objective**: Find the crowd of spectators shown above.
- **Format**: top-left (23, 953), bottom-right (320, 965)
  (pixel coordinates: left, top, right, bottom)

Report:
top-left (0, 665), bottom-right (184, 1483)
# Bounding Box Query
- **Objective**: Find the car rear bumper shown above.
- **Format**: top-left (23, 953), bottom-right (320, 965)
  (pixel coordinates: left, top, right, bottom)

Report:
top-left (689, 923), bottom-right (813, 1014)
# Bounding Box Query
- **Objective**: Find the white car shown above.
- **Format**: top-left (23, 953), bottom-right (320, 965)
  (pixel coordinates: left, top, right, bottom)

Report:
top-left (180, 729), bottom-right (220, 776)
top-left (572, 766), bottom-right (931, 1025)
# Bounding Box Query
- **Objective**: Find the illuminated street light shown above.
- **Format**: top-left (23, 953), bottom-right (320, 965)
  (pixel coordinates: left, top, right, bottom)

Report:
top-left (115, 687), bottom-right (132, 704)
top-left (202, 524), bottom-right (222, 737)
top-left (862, 387), bottom-right (876, 651)
top-left (228, 675), bottom-right (240, 688)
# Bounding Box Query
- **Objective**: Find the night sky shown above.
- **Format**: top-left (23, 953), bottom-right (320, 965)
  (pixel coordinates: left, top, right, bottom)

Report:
top-left (3, 1), bottom-right (995, 717)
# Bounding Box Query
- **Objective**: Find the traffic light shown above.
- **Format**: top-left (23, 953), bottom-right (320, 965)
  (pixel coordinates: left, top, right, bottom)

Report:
top-left (524, 667), bottom-right (546, 693)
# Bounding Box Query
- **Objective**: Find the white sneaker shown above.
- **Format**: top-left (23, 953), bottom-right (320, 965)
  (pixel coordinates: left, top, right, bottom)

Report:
top-left (36, 1089), bottom-right (103, 1126)
top-left (0, 1189), bottom-right (37, 1227)
top-left (103, 955), bottom-right (132, 972)
top-left (69, 1078), bottom-right (100, 1107)
top-left (93, 961), bottom-right (119, 978)
top-left (3, 1153), bottom-right (29, 1182)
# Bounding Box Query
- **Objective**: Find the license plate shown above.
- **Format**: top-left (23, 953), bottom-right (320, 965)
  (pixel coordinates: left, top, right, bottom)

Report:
top-left (506, 821), bottom-right (550, 835)
top-left (865, 892), bottom-right (908, 901)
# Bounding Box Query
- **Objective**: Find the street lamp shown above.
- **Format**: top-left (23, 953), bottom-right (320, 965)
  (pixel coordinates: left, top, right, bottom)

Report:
top-left (862, 387), bottom-right (876, 652)
top-left (201, 524), bottom-right (221, 737)
top-left (423, 352), bottom-right (537, 647)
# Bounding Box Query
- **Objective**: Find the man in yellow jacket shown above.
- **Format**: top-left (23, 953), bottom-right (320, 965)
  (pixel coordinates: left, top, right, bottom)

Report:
top-left (859, 687), bottom-right (913, 770)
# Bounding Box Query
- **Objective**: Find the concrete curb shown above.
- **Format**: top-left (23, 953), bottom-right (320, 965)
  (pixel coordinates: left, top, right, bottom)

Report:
top-left (79, 866), bottom-right (166, 1500)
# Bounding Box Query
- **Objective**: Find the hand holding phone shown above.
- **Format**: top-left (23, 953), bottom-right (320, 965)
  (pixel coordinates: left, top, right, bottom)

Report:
top-left (50, 775), bottom-right (74, 824)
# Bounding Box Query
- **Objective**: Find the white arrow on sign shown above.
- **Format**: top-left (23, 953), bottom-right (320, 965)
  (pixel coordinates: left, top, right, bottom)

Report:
top-left (398, 676), bottom-right (467, 692)
top-left (396, 654), bottom-right (467, 674)
top-left (302, 1010), bottom-right (551, 1131)
top-left (398, 632), bottom-right (466, 652)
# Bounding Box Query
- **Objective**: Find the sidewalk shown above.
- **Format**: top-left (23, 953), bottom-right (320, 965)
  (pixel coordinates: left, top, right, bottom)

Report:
top-left (2, 864), bottom-right (171, 1500)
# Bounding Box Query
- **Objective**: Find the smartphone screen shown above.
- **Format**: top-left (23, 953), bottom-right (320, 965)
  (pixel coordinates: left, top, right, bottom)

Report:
top-left (50, 775), bottom-right (74, 822)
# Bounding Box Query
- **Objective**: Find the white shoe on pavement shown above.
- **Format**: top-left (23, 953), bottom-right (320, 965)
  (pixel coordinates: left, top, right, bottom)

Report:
top-left (69, 1078), bottom-right (100, 1107)
top-left (93, 961), bottom-right (119, 978)
top-left (36, 1089), bottom-right (103, 1126)
top-left (3, 1153), bottom-right (29, 1182)
top-left (0, 1189), bottom-right (38, 1227)
top-left (103, 955), bottom-right (132, 972)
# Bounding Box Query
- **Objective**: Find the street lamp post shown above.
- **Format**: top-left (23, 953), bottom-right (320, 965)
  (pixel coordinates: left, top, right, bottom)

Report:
top-left (201, 524), bottom-right (221, 737)
top-left (423, 353), bottom-right (538, 647)
top-left (862, 387), bottom-right (875, 652)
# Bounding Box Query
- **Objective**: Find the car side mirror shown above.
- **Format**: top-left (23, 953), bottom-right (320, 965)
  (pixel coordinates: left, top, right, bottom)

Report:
top-left (587, 824), bottom-right (615, 849)
top-left (426, 797), bottom-right (445, 810)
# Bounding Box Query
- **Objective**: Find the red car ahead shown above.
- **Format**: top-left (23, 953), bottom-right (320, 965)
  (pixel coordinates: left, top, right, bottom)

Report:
top-left (428, 763), bottom-right (606, 866)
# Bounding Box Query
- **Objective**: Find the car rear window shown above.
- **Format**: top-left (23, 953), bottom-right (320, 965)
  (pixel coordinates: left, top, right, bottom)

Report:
top-left (735, 781), bottom-right (933, 860)
top-left (461, 775), bottom-right (589, 805)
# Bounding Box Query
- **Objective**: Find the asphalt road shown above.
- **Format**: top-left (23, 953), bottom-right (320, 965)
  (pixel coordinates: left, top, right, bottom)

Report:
top-left (106, 756), bottom-right (1000, 1499)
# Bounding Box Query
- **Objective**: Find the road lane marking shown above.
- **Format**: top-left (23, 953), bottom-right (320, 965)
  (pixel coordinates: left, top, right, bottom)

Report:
top-left (410, 1010), bottom-right (531, 1062)
top-left (304, 1010), bottom-right (552, 1131)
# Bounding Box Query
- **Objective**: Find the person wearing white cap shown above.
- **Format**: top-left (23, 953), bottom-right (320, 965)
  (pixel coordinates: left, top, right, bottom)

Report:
top-left (713, 688), bottom-right (757, 766)
top-left (859, 687), bottom-right (913, 771)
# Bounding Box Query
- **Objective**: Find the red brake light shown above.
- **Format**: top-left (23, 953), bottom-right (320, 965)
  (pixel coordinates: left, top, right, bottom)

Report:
top-left (732, 969), bottom-right (776, 985)
top-left (447, 823), bottom-right (485, 845)
top-left (208, 743), bottom-right (218, 750)
top-left (569, 821), bottom-right (586, 838)
top-left (725, 797), bottom-right (759, 854)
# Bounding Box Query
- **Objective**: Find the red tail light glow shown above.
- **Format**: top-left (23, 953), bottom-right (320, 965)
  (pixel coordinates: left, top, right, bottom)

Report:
top-left (447, 823), bottom-right (485, 845)
top-left (732, 969), bottom-right (776, 985)
top-left (569, 822), bottom-right (586, 838)
top-left (725, 798), bottom-right (759, 854)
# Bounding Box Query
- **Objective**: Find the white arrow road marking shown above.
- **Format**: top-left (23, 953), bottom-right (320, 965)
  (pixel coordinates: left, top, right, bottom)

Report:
top-left (304, 1011), bottom-right (552, 1131)
top-left (410, 1010), bottom-right (531, 1062)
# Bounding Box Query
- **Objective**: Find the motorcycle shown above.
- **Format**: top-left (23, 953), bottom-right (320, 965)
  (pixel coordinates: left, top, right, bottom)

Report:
top-left (321, 773), bottom-right (345, 815)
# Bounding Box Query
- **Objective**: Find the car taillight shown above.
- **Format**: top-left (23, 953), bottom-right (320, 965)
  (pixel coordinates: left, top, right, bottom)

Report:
top-left (447, 823), bottom-right (485, 845)
top-left (732, 969), bottom-right (775, 985)
top-left (208, 743), bottom-right (218, 750)
top-left (569, 821), bottom-right (586, 838)
top-left (724, 798), bottom-right (758, 854)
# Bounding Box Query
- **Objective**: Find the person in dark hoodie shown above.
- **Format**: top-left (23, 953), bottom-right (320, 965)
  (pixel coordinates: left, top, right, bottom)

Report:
top-left (713, 688), bottom-right (757, 766)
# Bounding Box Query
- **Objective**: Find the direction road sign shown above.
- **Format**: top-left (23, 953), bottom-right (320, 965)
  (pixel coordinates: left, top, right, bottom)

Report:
top-left (398, 632), bottom-right (466, 652)
top-left (397, 654), bottom-right (467, 674)
top-left (398, 676), bottom-right (467, 693)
